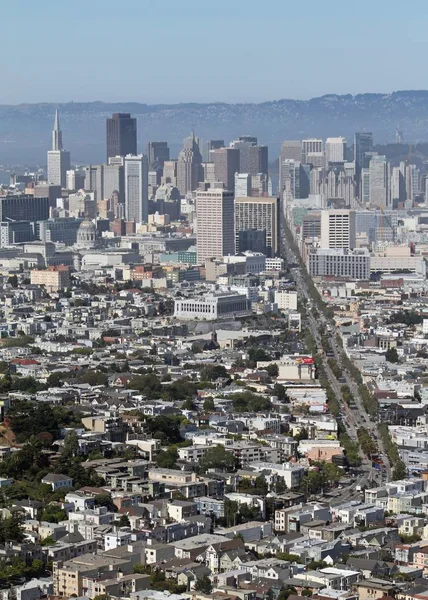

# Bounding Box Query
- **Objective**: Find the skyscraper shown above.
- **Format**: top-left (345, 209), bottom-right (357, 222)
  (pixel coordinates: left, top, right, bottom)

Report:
top-left (280, 159), bottom-right (300, 201)
top-left (204, 140), bottom-right (224, 162)
top-left (391, 166), bottom-right (406, 203)
top-left (405, 164), bottom-right (420, 202)
top-left (177, 133), bottom-right (203, 195)
top-left (369, 155), bottom-right (390, 208)
top-left (124, 155), bottom-right (148, 223)
top-left (47, 110), bottom-right (70, 188)
top-left (230, 136), bottom-right (268, 175)
top-left (321, 209), bottom-right (356, 250)
top-left (234, 196), bottom-right (279, 257)
top-left (354, 132), bottom-right (373, 194)
top-left (106, 113), bottom-right (137, 160)
top-left (211, 147), bottom-right (240, 191)
top-left (302, 139), bottom-right (323, 163)
top-left (235, 173), bottom-right (252, 198)
top-left (196, 189), bottom-right (235, 263)
top-left (84, 165), bottom-right (104, 202)
top-left (147, 142), bottom-right (170, 184)
top-left (325, 137), bottom-right (346, 163)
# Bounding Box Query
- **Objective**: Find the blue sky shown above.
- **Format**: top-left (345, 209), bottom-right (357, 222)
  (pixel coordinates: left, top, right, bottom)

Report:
top-left (2, 0), bottom-right (428, 104)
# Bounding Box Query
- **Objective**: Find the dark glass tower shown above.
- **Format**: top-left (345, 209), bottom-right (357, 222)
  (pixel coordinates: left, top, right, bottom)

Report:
top-left (106, 113), bottom-right (137, 160)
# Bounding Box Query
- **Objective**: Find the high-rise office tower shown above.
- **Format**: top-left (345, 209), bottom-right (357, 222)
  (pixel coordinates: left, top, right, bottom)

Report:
top-left (103, 162), bottom-right (125, 204)
top-left (302, 139), bottom-right (323, 163)
top-left (251, 173), bottom-right (268, 197)
top-left (321, 209), bottom-right (356, 250)
top-left (162, 161), bottom-right (178, 186)
top-left (235, 173), bottom-right (252, 197)
top-left (230, 136), bottom-right (268, 176)
top-left (361, 168), bottom-right (370, 204)
top-left (196, 189), bottom-right (235, 263)
top-left (369, 155), bottom-right (390, 208)
top-left (202, 162), bottom-right (217, 185)
top-left (204, 140), bottom-right (224, 163)
top-left (279, 141), bottom-right (302, 194)
top-left (211, 147), bottom-right (240, 191)
top-left (177, 133), bottom-right (203, 195)
top-left (326, 137), bottom-right (346, 163)
top-left (280, 159), bottom-right (300, 201)
top-left (124, 155), bottom-right (148, 223)
top-left (106, 113), bottom-right (137, 160)
top-left (146, 142), bottom-right (170, 184)
top-left (84, 165), bottom-right (104, 202)
top-left (47, 110), bottom-right (70, 188)
top-left (354, 132), bottom-right (373, 195)
top-left (234, 196), bottom-right (279, 257)
top-left (280, 141), bottom-right (302, 162)
top-left (391, 166), bottom-right (406, 203)
top-left (405, 164), bottom-right (420, 202)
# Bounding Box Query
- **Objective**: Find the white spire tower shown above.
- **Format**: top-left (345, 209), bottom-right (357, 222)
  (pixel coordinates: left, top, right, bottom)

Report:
top-left (52, 109), bottom-right (63, 151)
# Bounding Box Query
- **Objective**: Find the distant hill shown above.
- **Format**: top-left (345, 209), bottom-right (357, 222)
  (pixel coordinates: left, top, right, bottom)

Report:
top-left (2, 91), bottom-right (428, 165)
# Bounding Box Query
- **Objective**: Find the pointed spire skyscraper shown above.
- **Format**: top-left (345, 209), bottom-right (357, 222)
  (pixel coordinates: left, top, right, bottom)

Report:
top-left (52, 109), bottom-right (63, 151)
top-left (47, 109), bottom-right (70, 188)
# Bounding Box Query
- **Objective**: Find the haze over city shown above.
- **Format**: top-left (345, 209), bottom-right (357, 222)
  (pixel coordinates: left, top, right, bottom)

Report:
top-left (2, 0), bottom-right (428, 104)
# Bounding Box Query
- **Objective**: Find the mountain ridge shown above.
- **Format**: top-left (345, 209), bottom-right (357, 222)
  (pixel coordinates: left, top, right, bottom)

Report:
top-left (2, 90), bottom-right (428, 165)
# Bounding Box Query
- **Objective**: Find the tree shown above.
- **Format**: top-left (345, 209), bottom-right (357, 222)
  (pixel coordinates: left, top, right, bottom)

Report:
top-left (392, 459), bottom-right (407, 481)
top-left (203, 398), bottom-right (215, 411)
top-left (156, 447), bottom-right (178, 469)
top-left (117, 514), bottom-right (130, 527)
top-left (266, 363), bottom-right (279, 378)
top-left (195, 576), bottom-right (212, 594)
top-left (142, 415), bottom-right (182, 445)
top-left (385, 347), bottom-right (399, 363)
top-left (8, 275), bottom-right (18, 288)
top-left (41, 505), bottom-right (67, 523)
top-left (200, 445), bottom-right (237, 473)
top-left (200, 364), bottom-right (229, 381)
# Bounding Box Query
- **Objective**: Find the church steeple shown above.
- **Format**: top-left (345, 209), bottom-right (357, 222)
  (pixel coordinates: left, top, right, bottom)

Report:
top-left (52, 109), bottom-right (63, 151)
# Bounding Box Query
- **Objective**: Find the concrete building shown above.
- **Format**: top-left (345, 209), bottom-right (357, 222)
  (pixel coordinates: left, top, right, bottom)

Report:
top-left (320, 209), bottom-right (356, 249)
top-left (230, 136), bottom-right (268, 176)
top-left (325, 137), bottom-right (346, 163)
top-left (124, 155), bottom-right (149, 223)
top-left (369, 155), bottom-right (390, 208)
top-left (0, 221), bottom-right (34, 247)
top-left (302, 139), bottom-right (323, 162)
top-left (47, 110), bottom-right (70, 188)
top-left (235, 196), bottom-right (279, 257)
top-left (211, 147), bottom-right (240, 191)
top-left (274, 290), bottom-right (298, 311)
top-left (177, 133), bottom-right (203, 195)
top-left (84, 164), bottom-right (104, 202)
top-left (0, 194), bottom-right (49, 223)
top-left (30, 266), bottom-right (70, 292)
top-left (196, 189), bottom-right (235, 263)
top-left (235, 173), bottom-right (252, 197)
top-left (174, 293), bottom-right (251, 320)
top-left (106, 113), bottom-right (137, 160)
top-left (308, 248), bottom-right (370, 280)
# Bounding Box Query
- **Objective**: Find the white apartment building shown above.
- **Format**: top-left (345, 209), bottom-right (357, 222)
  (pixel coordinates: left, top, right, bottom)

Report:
top-left (320, 209), bottom-right (356, 249)
top-left (124, 154), bottom-right (149, 223)
top-left (325, 137), bottom-right (346, 163)
top-left (174, 293), bottom-right (251, 320)
top-left (235, 173), bottom-right (252, 197)
top-left (274, 290), bottom-right (298, 311)
top-left (196, 189), bottom-right (235, 263)
top-left (308, 248), bottom-right (370, 280)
